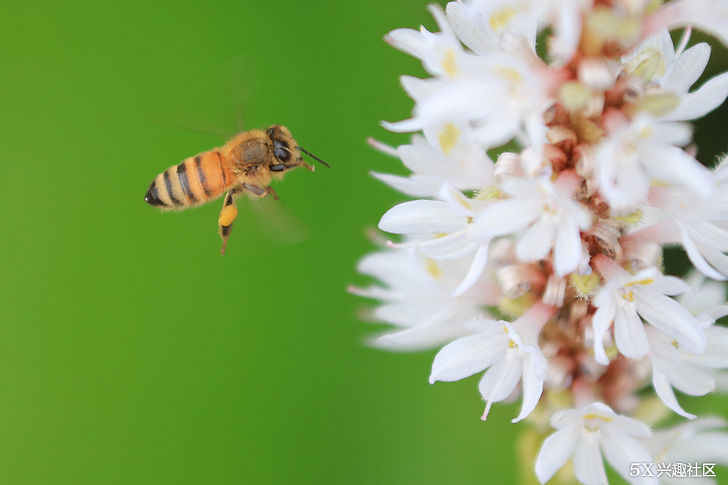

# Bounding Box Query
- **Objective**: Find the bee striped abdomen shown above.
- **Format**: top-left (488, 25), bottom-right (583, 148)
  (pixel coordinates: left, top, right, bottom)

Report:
top-left (145, 150), bottom-right (233, 209)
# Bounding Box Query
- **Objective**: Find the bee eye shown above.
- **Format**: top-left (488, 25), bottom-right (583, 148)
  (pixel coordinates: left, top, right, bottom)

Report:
top-left (274, 140), bottom-right (290, 162)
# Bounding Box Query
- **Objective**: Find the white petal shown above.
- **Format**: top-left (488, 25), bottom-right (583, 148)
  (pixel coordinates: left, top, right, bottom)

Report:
top-left (512, 351), bottom-right (547, 423)
top-left (516, 217), bottom-right (556, 262)
top-left (648, 275), bottom-right (691, 296)
top-left (653, 369), bottom-right (697, 419)
top-left (445, 2), bottom-right (494, 55)
top-left (374, 314), bottom-right (472, 352)
top-left (429, 332), bottom-right (506, 383)
top-left (663, 43), bottom-right (711, 93)
top-left (670, 363), bottom-right (716, 396)
top-left (478, 350), bottom-right (523, 402)
top-left (553, 215), bottom-right (583, 276)
top-left (535, 425), bottom-right (580, 484)
top-left (473, 198), bottom-right (542, 237)
top-left (601, 426), bottom-right (656, 485)
top-left (636, 289), bottom-right (706, 354)
top-left (573, 434), bottom-right (608, 485)
top-left (639, 141), bottom-right (713, 196)
top-left (370, 172), bottom-right (438, 198)
top-left (592, 300), bottom-right (616, 365)
top-left (379, 200), bottom-right (467, 235)
top-left (385, 28), bottom-right (426, 59)
top-left (663, 71), bottom-right (728, 121)
top-left (680, 227), bottom-right (728, 281)
top-left (381, 117), bottom-right (424, 133)
top-left (614, 305), bottom-right (650, 360)
top-left (452, 243), bottom-right (490, 297)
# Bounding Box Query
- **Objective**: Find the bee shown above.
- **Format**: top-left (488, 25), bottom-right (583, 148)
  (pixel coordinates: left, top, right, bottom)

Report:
top-left (144, 125), bottom-right (329, 254)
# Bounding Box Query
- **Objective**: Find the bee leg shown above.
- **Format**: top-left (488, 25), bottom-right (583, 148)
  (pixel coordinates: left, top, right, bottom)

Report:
top-left (242, 182), bottom-right (266, 197)
top-left (303, 162), bottom-right (315, 172)
top-left (219, 190), bottom-right (239, 255)
top-left (265, 186), bottom-right (279, 201)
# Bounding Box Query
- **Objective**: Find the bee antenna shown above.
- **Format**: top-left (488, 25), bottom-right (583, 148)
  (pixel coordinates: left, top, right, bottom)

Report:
top-left (296, 146), bottom-right (331, 168)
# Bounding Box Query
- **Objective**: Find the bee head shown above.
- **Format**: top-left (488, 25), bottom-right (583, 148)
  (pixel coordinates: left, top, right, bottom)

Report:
top-left (266, 125), bottom-right (330, 173)
top-left (266, 125), bottom-right (299, 172)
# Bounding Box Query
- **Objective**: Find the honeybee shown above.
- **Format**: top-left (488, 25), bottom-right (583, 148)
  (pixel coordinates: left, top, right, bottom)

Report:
top-left (144, 125), bottom-right (329, 254)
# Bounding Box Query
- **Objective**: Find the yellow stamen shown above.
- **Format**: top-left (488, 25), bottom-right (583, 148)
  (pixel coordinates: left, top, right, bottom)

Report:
top-left (489, 6), bottom-right (517, 33)
top-left (442, 49), bottom-right (457, 77)
top-left (438, 122), bottom-right (460, 154)
top-left (624, 278), bottom-right (655, 287)
top-left (425, 258), bottom-right (442, 280)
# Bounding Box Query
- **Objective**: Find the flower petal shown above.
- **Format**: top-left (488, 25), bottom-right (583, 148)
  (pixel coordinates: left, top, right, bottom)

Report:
top-left (592, 300), bottom-right (616, 365)
top-left (473, 198), bottom-right (543, 237)
top-left (379, 200), bottom-right (468, 234)
top-left (429, 331), bottom-right (507, 383)
top-left (636, 289), bottom-right (706, 354)
top-left (663, 42), bottom-right (711, 93)
top-left (601, 426), bottom-right (656, 485)
top-left (452, 243), bottom-right (490, 297)
top-left (573, 434), bottom-right (608, 485)
top-left (512, 351), bottom-right (547, 423)
top-left (478, 350), bottom-right (524, 402)
top-left (664, 71), bottom-right (728, 122)
top-left (614, 305), bottom-right (650, 360)
top-left (652, 369), bottom-right (697, 419)
top-left (535, 425), bottom-right (580, 484)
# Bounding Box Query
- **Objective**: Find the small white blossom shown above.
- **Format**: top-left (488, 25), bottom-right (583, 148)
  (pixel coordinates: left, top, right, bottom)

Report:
top-left (535, 402), bottom-right (655, 485)
top-left (352, 249), bottom-right (498, 351)
top-left (591, 255), bottom-right (705, 364)
top-left (429, 303), bottom-right (554, 422)
top-left (641, 418), bottom-right (728, 485)
top-left (473, 171), bottom-right (592, 275)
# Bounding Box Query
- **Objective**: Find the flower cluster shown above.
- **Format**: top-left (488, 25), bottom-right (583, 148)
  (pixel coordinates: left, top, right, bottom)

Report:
top-left (355, 1), bottom-right (728, 483)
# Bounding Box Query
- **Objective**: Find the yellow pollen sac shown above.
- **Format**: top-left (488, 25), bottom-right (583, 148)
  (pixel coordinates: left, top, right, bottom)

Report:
top-left (621, 290), bottom-right (635, 302)
top-left (613, 209), bottom-right (643, 224)
top-left (624, 278), bottom-right (655, 287)
top-left (425, 258), bottom-right (442, 280)
top-left (442, 49), bottom-right (457, 77)
top-left (466, 216), bottom-right (473, 224)
top-left (503, 325), bottom-right (509, 333)
top-left (495, 66), bottom-right (522, 84)
top-left (489, 6), bottom-right (517, 32)
top-left (672, 339), bottom-right (679, 349)
top-left (439, 123), bottom-right (460, 154)
top-left (508, 339), bottom-right (516, 349)
top-left (583, 413), bottom-right (614, 422)
top-left (218, 205), bottom-right (238, 226)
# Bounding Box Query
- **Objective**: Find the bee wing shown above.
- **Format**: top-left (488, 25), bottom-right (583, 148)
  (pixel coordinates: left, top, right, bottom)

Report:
top-left (240, 196), bottom-right (309, 245)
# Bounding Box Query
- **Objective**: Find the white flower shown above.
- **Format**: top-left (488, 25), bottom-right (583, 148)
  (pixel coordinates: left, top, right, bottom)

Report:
top-left (647, 324), bottom-right (728, 419)
top-left (429, 303), bottom-right (554, 422)
top-left (352, 249), bottom-right (498, 351)
top-left (378, 184), bottom-right (492, 296)
top-left (647, 274), bottom-right (728, 419)
top-left (641, 417), bottom-right (728, 485)
top-left (473, 171), bottom-right (593, 275)
top-left (372, 122), bottom-right (494, 197)
top-left (594, 114), bottom-right (712, 211)
top-left (535, 402), bottom-right (655, 485)
top-left (591, 255), bottom-right (705, 364)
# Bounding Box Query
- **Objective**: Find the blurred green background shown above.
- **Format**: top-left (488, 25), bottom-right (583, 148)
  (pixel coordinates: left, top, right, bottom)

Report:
top-left (1, 1), bottom-right (727, 484)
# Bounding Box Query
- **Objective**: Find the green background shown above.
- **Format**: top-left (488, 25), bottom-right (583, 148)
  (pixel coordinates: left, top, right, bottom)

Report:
top-left (1, 1), bottom-right (727, 484)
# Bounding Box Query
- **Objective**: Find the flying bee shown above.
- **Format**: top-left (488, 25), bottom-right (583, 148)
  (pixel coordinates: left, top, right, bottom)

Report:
top-left (144, 125), bottom-right (329, 254)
